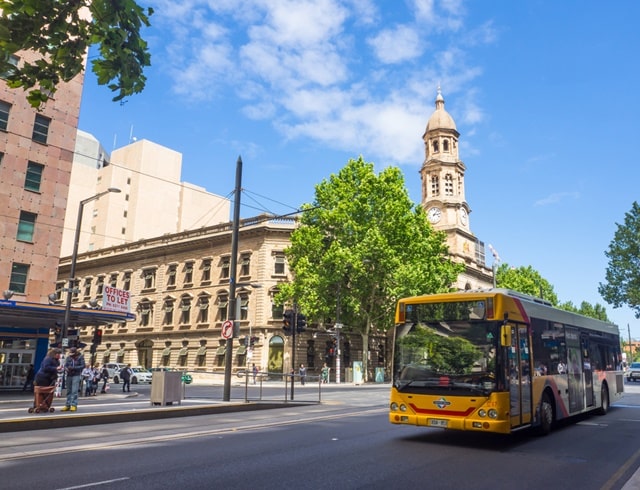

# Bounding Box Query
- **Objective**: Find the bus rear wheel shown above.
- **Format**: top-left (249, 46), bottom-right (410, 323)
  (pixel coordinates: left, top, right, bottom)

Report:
top-left (537, 393), bottom-right (554, 436)
top-left (597, 384), bottom-right (609, 415)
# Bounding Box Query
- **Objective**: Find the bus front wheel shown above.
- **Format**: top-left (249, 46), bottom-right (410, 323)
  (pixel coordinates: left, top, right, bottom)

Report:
top-left (597, 384), bottom-right (609, 415)
top-left (537, 393), bottom-right (554, 436)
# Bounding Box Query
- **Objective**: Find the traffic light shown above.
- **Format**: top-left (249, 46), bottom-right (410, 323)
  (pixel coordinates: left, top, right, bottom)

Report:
top-left (52, 324), bottom-right (62, 347)
top-left (283, 309), bottom-right (294, 336)
top-left (296, 313), bottom-right (307, 333)
top-left (250, 336), bottom-right (258, 347)
top-left (92, 328), bottom-right (103, 345)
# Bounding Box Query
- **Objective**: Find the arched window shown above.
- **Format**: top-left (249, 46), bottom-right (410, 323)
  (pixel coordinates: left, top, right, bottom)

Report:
top-left (444, 174), bottom-right (454, 196)
top-left (443, 139), bottom-right (449, 152)
top-left (430, 175), bottom-right (439, 196)
top-left (432, 140), bottom-right (439, 153)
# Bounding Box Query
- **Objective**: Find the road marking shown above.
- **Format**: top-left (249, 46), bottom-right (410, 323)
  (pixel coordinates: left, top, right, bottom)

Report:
top-left (57, 478), bottom-right (130, 489)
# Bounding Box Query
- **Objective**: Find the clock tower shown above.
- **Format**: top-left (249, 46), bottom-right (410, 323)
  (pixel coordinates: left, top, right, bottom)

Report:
top-left (420, 87), bottom-right (493, 290)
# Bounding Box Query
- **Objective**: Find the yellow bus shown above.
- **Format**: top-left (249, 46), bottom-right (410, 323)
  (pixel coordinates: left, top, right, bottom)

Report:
top-left (389, 289), bottom-right (624, 435)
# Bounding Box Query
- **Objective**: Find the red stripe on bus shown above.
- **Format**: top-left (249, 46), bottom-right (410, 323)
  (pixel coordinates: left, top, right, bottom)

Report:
top-left (409, 404), bottom-right (476, 416)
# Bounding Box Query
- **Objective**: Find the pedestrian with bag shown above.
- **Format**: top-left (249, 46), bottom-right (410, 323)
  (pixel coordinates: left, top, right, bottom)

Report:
top-left (100, 364), bottom-right (109, 393)
top-left (120, 364), bottom-right (132, 393)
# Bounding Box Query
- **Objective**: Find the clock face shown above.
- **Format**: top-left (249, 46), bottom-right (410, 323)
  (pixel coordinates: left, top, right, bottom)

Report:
top-left (460, 208), bottom-right (468, 225)
top-left (428, 207), bottom-right (441, 223)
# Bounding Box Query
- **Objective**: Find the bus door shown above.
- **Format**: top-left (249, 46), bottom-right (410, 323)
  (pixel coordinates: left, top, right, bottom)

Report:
top-left (507, 323), bottom-right (533, 428)
top-left (581, 333), bottom-right (594, 407)
top-left (565, 327), bottom-right (585, 412)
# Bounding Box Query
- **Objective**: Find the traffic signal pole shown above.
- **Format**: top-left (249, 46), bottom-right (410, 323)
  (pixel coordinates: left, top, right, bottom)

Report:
top-left (290, 305), bottom-right (297, 401)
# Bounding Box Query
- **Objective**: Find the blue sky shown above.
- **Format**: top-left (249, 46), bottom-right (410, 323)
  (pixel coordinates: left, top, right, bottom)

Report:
top-left (77, 0), bottom-right (640, 339)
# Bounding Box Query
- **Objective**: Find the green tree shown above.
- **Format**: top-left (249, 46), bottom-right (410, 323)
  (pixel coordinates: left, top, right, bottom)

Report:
top-left (495, 263), bottom-right (559, 305)
top-left (599, 201), bottom-right (640, 318)
top-left (0, 0), bottom-right (153, 108)
top-left (557, 300), bottom-right (610, 322)
top-left (277, 156), bottom-right (462, 381)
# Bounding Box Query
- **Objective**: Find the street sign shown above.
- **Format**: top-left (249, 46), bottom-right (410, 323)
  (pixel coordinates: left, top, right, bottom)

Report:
top-left (221, 320), bottom-right (233, 339)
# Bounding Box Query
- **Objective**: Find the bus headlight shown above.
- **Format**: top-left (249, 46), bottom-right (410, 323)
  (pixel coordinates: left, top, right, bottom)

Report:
top-left (399, 404), bottom-right (407, 412)
top-left (478, 409), bottom-right (487, 417)
top-left (390, 402), bottom-right (399, 411)
top-left (488, 409), bottom-right (498, 419)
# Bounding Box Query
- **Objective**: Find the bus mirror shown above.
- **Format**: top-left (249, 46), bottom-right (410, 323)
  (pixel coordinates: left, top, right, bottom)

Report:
top-left (500, 325), bottom-right (512, 347)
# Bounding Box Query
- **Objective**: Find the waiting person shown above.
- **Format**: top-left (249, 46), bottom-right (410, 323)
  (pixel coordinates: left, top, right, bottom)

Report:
top-left (34, 349), bottom-right (62, 387)
top-left (82, 365), bottom-right (93, 397)
top-left (321, 363), bottom-right (329, 384)
top-left (252, 363), bottom-right (258, 384)
top-left (299, 363), bottom-right (307, 385)
top-left (100, 364), bottom-right (109, 393)
top-left (22, 364), bottom-right (35, 391)
top-left (120, 364), bottom-right (132, 393)
top-left (62, 347), bottom-right (86, 412)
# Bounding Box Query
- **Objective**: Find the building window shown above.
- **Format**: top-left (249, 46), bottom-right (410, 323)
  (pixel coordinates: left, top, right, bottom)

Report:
top-left (0, 151), bottom-right (4, 166)
top-left (432, 139), bottom-right (439, 153)
top-left (240, 255), bottom-right (251, 276)
top-left (138, 301), bottom-right (152, 326)
top-left (220, 257), bottom-right (230, 279)
top-left (109, 273), bottom-right (118, 288)
top-left (216, 295), bottom-right (228, 321)
top-left (96, 276), bottom-right (104, 296)
top-left (430, 174), bottom-right (439, 196)
top-left (143, 269), bottom-right (156, 289)
top-left (271, 289), bottom-right (283, 319)
top-left (72, 279), bottom-right (80, 300)
top-left (17, 211), bottom-right (37, 242)
top-left (443, 139), bottom-right (449, 152)
top-left (9, 263), bottom-right (29, 293)
top-left (274, 253), bottom-right (286, 275)
top-left (123, 272), bottom-right (131, 291)
top-left (166, 265), bottom-right (177, 287)
top-left (32, 114), bottom-right (50, 144)
top-left (25, 161), bottom-right (44, 192)
top-left (201, 259), bottom-right (211, 283)
top-left (197, 295), bottom-right (210, 323)
top-left (180, 296), bottom-right (191, 324)
top-left (475, 240), bottom-right (486, 267)
top-left (184, 261), bottom-right (194, 285)
top-left (162, 300), bottom-right (174, 325)
top-left (444, 173), bottom-right (453, 196)
top-left (83, 278), bottom-right (92, 298)
top-left (0, 100), bottom-right (10, 131)
top-left (0, 54), bottom-right (19, 79)
top-left (238, 295), bottom-right (248, 321)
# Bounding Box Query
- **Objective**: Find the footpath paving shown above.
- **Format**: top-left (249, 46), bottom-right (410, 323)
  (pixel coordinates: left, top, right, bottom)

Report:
top-left (0, 379), bottom-right (377, 433)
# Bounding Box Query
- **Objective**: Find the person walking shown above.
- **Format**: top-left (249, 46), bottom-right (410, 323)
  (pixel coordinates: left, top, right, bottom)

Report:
top-left (62, 347), bottom-right (86, 412)
top-left (252, 363), bottom-right (258, 384)
top-left (82, 365), bottom-right (93, 397)
top-left (22, 364), bottom-right (35, 391)
top-left (120, 364), bottom-right (132, 393)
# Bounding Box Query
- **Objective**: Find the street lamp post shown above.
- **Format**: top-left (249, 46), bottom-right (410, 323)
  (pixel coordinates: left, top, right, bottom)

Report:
top-left (61, 188), bottom-right (121, 353)
top-left (488, 244), bottom-right (500, 288)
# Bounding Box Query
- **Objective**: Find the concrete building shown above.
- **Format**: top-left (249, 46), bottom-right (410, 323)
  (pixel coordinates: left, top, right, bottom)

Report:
top-left (61, 134), bottom-right (231, 256)
top-left (421, 88), bottom-right (494, 290)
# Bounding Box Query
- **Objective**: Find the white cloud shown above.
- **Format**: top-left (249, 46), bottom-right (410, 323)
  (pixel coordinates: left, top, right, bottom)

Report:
top-left (534, 192), bottom-right (580, 207)
top-left (368, 25), bottom-right (423, 64)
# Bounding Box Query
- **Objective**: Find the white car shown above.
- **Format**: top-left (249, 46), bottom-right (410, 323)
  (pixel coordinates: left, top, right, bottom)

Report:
top-left (113, 366), bottom-right (153, 384)
top-left (627, 362), bottom-right (640, 382)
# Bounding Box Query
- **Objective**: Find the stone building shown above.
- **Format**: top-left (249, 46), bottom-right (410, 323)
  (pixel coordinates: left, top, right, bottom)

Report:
top-left (420, 88), bottom-right (494, 290)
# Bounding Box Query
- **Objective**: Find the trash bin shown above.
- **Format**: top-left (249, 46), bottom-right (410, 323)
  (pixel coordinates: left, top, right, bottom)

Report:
top-left (345, 367), bottom-right (353, 383)
top-left (150, 371), bottom-right (182, 405)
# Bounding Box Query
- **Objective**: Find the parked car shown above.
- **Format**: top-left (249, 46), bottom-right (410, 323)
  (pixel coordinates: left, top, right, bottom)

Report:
top-left (112, 366), bottom-right (152, 384)
top-left (626, 362), bottom-right (640, 382)
top-left (104, 362), bottom-right (127, 382)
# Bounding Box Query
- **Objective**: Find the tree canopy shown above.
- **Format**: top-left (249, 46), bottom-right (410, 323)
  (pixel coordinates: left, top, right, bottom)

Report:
top-left (599, 201), bottom-right (640, 318)
top-left (0, 0), bottom-right (153, 108)
top-left (497, 263), bottom-right (610, 321)
top-left (277, 157), bottom-right (462, 379)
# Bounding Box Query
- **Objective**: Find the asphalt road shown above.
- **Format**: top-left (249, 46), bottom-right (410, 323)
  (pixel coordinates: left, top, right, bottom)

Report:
top-left (1, 382), bottom-right (639, 490)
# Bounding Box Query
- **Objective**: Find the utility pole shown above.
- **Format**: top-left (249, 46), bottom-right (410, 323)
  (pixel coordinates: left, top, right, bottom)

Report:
top-left (223, 156), bottom-right (242, 402)
top-left (290, 304), bottom-right (297, 401)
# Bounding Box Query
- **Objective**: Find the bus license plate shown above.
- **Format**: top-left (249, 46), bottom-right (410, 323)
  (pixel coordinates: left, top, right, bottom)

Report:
top-left (429, 418), bottom-right (448, 428)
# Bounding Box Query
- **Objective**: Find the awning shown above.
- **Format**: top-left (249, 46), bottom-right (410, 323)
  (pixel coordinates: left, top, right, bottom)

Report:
top-left (236, 345), bottom-right (246, 356)
top-left (162, 347), bottom-right (172, 356)
top-left (216, 346), bottom-right (226, 356)
top-left (197, 346), bottom-right (207, 356)
top-left (179, 347), bottom-right (188, 356)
